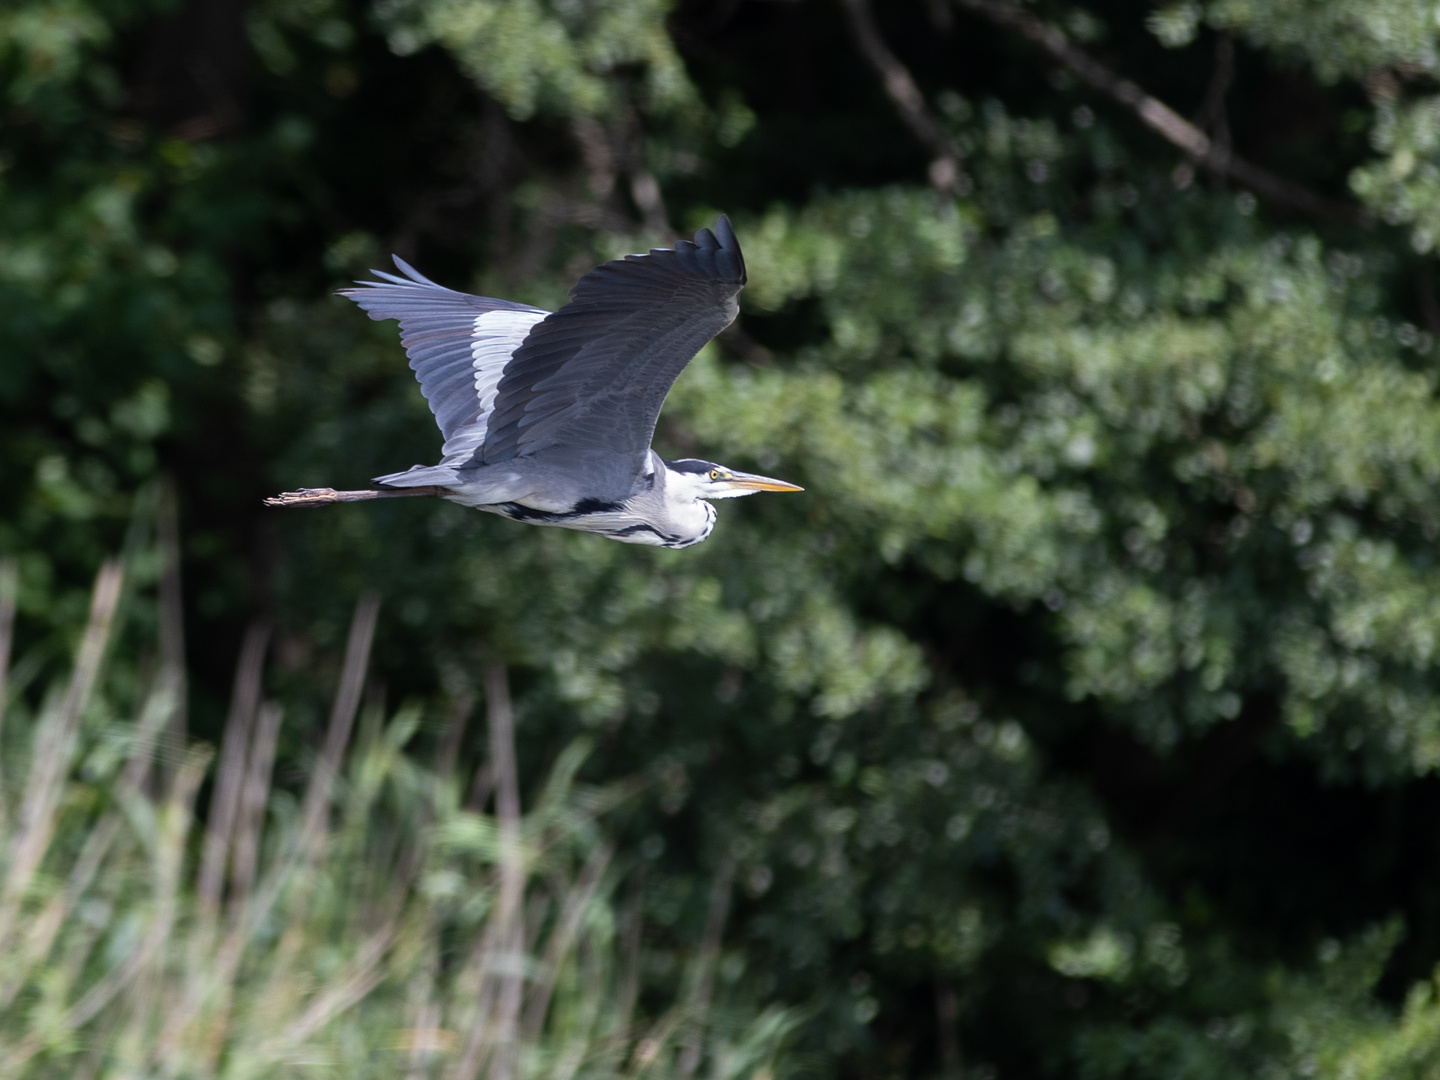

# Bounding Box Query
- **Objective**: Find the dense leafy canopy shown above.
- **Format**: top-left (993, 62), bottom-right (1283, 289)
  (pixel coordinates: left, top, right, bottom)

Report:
top-left (12, 0), bottom-right (1440, 1075)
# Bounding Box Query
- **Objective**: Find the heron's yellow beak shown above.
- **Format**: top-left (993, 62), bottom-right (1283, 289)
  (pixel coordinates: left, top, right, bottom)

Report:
top-left (722, 470), bottom-right (804, 493)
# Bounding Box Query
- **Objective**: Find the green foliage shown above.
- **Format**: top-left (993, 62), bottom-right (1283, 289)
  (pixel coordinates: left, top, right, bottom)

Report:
top-left (1202, 0), bottom-right (1440, 81)
top-left (13, 0), bottom-right (1440, 1075)
top-left (376, 0), bottom-right (697, 121)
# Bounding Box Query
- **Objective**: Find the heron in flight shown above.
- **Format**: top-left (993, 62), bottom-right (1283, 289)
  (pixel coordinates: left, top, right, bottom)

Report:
top-left (265, 217), bottom-right (800, 548)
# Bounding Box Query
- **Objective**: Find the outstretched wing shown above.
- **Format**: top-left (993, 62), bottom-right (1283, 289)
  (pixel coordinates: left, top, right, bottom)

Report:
top-left (476, 216), bottom-right (746, 492)
top-left (338, 258), bottom-right (549, 463)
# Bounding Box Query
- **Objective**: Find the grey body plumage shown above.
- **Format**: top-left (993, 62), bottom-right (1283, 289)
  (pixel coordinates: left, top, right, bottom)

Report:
top-left (264, 217), bottom-right (801, 547)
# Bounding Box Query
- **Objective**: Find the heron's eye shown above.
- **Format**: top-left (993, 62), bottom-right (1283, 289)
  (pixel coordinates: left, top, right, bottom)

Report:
top-left (709, 469), bottom-right (719, 480)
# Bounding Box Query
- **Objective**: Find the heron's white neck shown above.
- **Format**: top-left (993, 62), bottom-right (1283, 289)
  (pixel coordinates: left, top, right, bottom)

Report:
top-left (660, 467), bottom-right (713, 504)
top-left (632, 456), bottom-right (714, 547)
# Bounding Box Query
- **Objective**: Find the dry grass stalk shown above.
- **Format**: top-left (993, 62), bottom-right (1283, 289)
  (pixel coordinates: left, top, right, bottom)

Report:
top-left (238, 593), bottom-right (382, 1050)
top-left (0, 555), bottom-right (18, 844)
top-left (678, 858), bottom-right (737, 1078)
top-left (614, 876), bottom-right (646, 1047)
top-left (164, 698), bottom-right (284, 1075)
top-left (437, 690), bottom-right (475, 780)
top-left (257, 919), bottom-right (402, 1058)
top-left (466, 760), bottom-right (495, 812)
top-left (228, 700), bottom-right (283, 917)
top-left (267, 599), bottom-right (378, 905)
top-left (0, 746), bottom-right (208, 1075)
top-left (299, 593), bottom-right (381, 856)
top-left (0, 672), bottom-right (176, 1010)
top-left (156, 479), bottom-right (187, 788)
top-left (402, 946), bottom-right (445, 1080)
top-left (0, 565), bottom-right (795, 1079)
top-left (0, 555), bottom-right (17, 751)
top-left (0, 559), bottom-right (123, 958)
top-left (522, 840), bottom-right (612, 1043)
top-left (449, 661), bottom-right (526, 1080)
top-left (152, 600), bottom-right (373, 1073)
top-left (398, 693), bottom-right (471, 1080)
top-left (154, 621), bottom-right (271, 1064)
top-left (197, 621), bottom-right (270, 916)
top-left (488, 661), bottom-right (526, 1080)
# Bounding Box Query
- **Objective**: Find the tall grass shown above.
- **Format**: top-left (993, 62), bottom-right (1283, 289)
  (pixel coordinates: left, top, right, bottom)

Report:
top-left (0, 556), bottom-right (794, 1079)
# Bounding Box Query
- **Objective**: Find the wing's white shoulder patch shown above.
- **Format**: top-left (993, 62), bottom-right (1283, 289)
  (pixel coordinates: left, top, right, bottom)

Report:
top-left (440, 308), bottom-right (547, 462)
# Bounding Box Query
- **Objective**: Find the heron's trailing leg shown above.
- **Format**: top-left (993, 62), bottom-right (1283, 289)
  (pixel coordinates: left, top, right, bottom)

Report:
top-left (263, 486), bottom-right (450, 508)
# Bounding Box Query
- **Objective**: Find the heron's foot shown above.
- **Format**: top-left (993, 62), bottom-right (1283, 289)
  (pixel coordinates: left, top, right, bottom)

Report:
top-left (263, 487), bottom-right (344, 508)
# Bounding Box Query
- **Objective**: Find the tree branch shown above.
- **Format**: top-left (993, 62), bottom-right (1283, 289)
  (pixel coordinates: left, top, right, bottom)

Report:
top-left (1194, 32), bottom-right (1234, 141)
top-left (952, 0), bottom-right (1373, 226)
top-left (839, 0), bottom-right (970, 197)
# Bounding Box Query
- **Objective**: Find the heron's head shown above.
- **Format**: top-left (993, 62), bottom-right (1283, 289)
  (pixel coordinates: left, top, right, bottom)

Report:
top-left (664, 458), bottom-right (804, 501)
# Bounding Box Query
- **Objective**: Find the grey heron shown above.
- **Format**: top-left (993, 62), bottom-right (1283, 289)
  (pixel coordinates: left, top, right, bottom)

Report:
top-left (265, 216), bottom-right (801, 548)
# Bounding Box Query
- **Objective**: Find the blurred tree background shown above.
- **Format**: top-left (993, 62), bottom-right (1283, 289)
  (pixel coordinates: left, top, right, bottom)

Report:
top-left (15, 0), bottom-right (1440, 1074)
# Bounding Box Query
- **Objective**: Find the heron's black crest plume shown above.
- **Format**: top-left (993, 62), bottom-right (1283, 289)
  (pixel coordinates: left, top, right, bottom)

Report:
top-left (665, 459), bottom-right (720, 474)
